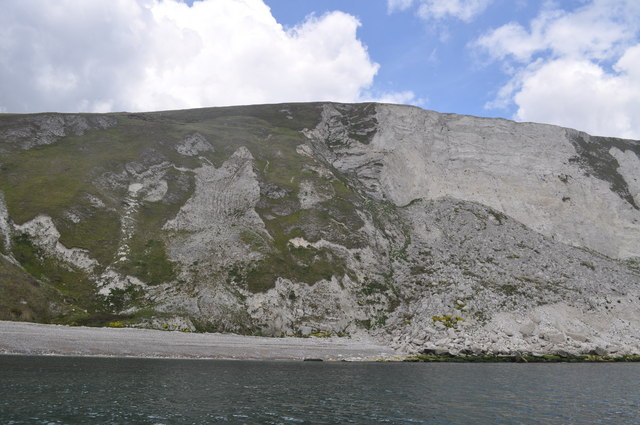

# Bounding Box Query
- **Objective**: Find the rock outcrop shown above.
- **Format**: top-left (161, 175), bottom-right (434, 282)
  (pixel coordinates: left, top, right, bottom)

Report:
top-left (0, 102), bottom-right (638, 356)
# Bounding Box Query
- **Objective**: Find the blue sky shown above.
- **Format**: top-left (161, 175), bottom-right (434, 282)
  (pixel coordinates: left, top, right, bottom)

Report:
top-left (263, 0), bottom-right (538, 118)
top-left (2, 0), bottom-right (640, 138)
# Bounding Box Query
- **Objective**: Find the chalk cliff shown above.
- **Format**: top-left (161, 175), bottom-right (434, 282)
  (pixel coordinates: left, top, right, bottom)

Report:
top-left (1, 103), bottom-right (639, 356)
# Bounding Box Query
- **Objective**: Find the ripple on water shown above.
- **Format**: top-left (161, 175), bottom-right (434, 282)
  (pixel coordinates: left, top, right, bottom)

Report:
top-left (0, 357), bottom-right (639, 425)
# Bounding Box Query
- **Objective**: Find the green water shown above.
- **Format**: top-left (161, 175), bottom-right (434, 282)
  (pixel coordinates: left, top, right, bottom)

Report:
top-left (1, 355), bottom-right (638, 424)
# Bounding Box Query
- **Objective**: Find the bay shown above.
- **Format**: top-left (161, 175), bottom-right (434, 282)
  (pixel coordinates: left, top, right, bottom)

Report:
top-left (1, 355), bottom-right (638, 424)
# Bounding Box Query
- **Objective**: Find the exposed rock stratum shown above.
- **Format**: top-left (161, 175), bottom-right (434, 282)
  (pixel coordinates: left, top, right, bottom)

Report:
top-left (1, 103), bottom-right (639, 357)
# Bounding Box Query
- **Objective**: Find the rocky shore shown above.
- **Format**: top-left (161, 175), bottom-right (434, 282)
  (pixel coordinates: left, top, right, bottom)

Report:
top-left (386, 301), bottom-right (640, 359)
top-left (3, 320), bottom-right (638, 363)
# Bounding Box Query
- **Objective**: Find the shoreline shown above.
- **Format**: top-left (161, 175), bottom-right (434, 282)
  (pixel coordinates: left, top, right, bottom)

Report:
top-left (0, 321), bottom-right (400, 361)
top-left (3, 321), bottom-right (638, 363)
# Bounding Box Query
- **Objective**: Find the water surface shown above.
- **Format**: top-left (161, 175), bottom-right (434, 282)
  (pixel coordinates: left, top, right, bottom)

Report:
top-left (1, 355), bottom-right (638, 424)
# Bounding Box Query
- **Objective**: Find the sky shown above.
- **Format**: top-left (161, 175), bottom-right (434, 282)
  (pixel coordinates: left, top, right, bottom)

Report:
top-left (1, 0), bottom-right (639, 139)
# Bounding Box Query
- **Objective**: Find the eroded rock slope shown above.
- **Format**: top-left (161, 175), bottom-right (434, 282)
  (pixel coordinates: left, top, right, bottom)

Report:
top-left (1, 103), bottom-right (638, 356)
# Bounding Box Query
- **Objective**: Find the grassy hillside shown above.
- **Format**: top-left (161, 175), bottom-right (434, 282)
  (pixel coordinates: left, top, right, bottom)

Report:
top-left (0, 103), bottom-right (382, 326)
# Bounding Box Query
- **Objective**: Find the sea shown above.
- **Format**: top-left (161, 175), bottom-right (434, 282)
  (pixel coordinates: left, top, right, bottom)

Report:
top-left (0, 355), bottom-right (638, 424)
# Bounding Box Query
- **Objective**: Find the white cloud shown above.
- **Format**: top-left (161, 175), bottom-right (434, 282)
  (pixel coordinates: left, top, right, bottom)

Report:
top-left (476, 0), bottom-right (640, 138)
top-left (388, 0), bottom-right (493, 22)
top-left (0, 0), bottom-right (404, 113)
top-left (477, 1), bottom-right (639, 62)
top-left (387, 0), bottom-right (415, 13)
top-left (511, 56), bottom-right (640, 139)
top-left (361, 89), bottom-right (423, 106)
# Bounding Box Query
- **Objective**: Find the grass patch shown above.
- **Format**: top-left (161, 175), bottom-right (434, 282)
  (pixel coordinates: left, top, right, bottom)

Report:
top-left (432, 314), bottom-right (465, 329)
top-left (120, 238), bottom-right (176, 285)
top-left (244, 245), bottom-right (347, 292)
top-left (0, 254), bottom-right (61, 322)
top-left (567, 132), bottom-right (639, 209)
top-left (10, 233), bottom-right (145, 324)
top-left (11, 234), bottom-right (96, 307)
top-left (97, 285), bottom-right (145, 312)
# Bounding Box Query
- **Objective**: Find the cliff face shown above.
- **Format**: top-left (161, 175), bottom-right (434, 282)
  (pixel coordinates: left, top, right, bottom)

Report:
top-left (311, 104), bottom-right (640, 259)
top-left (1, 103), bottom-right (639, 356)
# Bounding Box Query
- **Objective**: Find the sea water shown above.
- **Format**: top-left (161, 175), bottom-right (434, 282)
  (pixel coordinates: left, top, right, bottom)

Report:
top-left (1, 355), bottom-right (638, 424)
